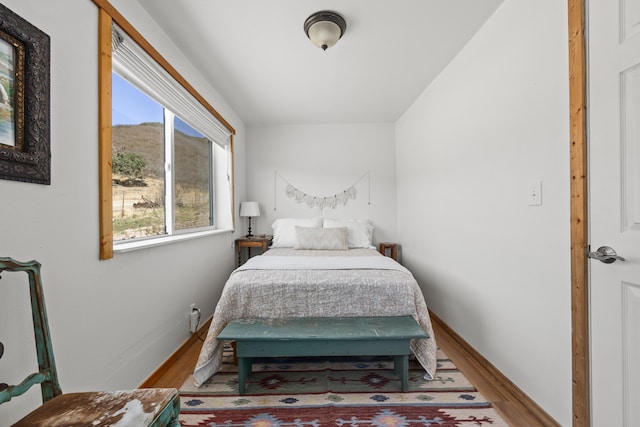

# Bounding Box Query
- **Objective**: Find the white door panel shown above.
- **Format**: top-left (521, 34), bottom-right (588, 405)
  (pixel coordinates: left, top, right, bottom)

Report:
top-left (588, 0), bottom-right (640, 425)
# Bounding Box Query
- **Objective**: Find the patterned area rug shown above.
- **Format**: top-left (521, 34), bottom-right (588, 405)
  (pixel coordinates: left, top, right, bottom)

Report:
top-left (179, 348), bottom-right (509, 426)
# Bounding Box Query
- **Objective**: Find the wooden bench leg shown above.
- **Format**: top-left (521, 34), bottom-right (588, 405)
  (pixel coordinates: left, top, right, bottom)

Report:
top-left (393, 355), bottom-right (409, 392)
top-left (237, 357), bottom-right (252, 395)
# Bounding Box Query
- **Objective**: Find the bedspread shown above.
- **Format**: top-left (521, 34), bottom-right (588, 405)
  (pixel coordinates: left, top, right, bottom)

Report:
top-left (192, 248), bottom-right (437, 386)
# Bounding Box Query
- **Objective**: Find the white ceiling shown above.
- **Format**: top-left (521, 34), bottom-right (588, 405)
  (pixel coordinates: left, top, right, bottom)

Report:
top-left (136, 0), bottom-right (504, 125)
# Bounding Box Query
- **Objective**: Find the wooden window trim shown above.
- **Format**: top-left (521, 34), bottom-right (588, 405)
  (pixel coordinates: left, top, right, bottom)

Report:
top-left (93, 0), bottom-right (235, 260)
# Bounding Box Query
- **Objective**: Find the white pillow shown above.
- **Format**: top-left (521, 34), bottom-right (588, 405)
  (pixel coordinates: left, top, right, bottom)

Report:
top-left (323, 218), bottom-right (374, 248)
top-left (294, 226), bottom-right (348, 250)
top-left (271, 217), bottom-right (324, 247)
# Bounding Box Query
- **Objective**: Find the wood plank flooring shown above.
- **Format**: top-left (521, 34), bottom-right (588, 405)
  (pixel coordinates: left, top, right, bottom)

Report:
top-left (145, 315), bottom-right (558, 426)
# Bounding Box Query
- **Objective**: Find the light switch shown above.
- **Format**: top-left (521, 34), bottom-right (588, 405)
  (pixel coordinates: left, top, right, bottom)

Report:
top-left (528, 180), bottom-right (542, 206)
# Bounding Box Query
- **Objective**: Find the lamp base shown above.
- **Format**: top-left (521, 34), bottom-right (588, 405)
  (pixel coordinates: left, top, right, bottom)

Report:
top-left (246, 217), bottom-right (253, 237)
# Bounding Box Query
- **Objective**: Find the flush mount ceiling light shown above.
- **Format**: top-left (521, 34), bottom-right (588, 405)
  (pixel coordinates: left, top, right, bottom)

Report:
top-left (304, 11), bottom-right (346, 51)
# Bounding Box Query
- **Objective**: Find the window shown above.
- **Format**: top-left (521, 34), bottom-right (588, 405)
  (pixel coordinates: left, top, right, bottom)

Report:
top-left (110, 24), bottom-right (232, 245)
top-left (96, 4), bottom-right (235, 259)
top-left (111, 72), bottom-right (218, 240)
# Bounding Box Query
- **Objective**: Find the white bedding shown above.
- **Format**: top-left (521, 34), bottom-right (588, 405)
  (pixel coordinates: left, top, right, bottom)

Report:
top-left (235, 255), bottom-right (412, 274)
top-left (192, 248), bottom-right (437, 386)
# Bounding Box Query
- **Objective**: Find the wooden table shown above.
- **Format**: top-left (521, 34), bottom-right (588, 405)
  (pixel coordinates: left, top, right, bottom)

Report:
top-left (379, 242), bottom-right (398, 261)
top-left (218, 316), bottom-right (429, 395)
top-left (235, 235), bottom-right (272, 266)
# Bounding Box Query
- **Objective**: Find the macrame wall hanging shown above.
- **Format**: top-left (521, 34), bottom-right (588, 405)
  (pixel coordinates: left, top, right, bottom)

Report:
top-left (274, 170), bottom-right (370, 211)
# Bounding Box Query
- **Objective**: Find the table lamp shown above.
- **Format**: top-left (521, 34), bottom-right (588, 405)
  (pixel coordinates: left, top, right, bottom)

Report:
top-left (239, 201), bottom-right (260, 237)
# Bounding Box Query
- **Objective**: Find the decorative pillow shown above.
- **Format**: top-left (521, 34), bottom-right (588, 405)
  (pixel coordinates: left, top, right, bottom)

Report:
top-left (271, 217), bottom-right (324, 247)
top-left (323, 218), bottom-right (374, 248)
top-left (294, 226), bottom-right (348, 250)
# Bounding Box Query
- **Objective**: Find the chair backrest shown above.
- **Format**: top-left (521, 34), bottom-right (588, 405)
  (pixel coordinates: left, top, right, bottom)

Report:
top-left (0, 257), bottom-right (62, 405)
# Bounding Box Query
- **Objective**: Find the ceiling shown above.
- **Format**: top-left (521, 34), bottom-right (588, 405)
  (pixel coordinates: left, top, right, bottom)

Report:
top-left (136, 0), bottom-right (504, 126)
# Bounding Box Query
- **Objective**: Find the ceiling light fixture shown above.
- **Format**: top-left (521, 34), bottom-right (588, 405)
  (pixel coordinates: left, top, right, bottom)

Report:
top-left (304, 11), bottom-right (346, 51)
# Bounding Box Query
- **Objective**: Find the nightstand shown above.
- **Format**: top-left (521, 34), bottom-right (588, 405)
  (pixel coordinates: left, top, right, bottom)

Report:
top-left (236, 235), bottom-right (273, 266)
top-left (379, 242), bottom-right (398, 261)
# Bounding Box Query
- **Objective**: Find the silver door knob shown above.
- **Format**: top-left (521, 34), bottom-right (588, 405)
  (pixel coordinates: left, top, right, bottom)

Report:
top-left (588, 246), bottom-right (625, 264)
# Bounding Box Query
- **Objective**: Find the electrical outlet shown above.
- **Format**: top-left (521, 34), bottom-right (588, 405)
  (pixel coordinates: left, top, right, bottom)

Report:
top-left (189, 303), bottom-right (199, 333)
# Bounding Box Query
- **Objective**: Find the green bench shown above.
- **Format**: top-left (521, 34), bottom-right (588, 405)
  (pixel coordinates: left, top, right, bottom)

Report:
top-left (217, 316), bottom-right (428, 395)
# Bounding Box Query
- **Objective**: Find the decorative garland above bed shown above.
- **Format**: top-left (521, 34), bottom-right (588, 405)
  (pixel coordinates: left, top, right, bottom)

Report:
top-left (274, 170), bottom-right (370, 210)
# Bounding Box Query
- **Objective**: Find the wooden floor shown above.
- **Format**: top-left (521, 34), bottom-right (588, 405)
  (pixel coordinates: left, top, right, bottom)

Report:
top-left (146, 315), bottom-right (557, 427)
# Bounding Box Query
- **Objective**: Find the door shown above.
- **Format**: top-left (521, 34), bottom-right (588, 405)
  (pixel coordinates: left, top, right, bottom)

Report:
top-left (588, 0), bottom-right (640, 425)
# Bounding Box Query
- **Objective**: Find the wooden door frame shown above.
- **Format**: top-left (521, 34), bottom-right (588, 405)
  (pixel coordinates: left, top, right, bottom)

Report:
top-left (568, 0), bottom-right (589, 426)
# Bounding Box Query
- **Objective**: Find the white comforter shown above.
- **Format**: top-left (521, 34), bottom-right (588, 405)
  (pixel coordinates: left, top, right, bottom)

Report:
top-left (192, 248), bottom-right (437, 386)
top-left (235, 254), bottom-right (413, 273)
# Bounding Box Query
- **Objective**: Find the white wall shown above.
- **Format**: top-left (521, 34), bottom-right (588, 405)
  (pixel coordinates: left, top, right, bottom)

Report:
top-left (396, 0), bottom-right (571, 424)
top-left (0, 0), bottom-right (246, 424)
top-left (246, 123), bottom-right (397, 244)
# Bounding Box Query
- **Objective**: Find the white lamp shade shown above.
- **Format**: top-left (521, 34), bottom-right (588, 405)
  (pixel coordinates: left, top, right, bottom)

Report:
top-left (307, 20), bottom-right (342, 50)
top-left (239, 201), bottom-right (260, 217)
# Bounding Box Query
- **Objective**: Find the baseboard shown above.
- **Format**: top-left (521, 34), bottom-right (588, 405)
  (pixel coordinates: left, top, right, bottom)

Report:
top-left (429, 311), bottom-right (559, 427)
top-left (139, 316), bottom-right (212, 388)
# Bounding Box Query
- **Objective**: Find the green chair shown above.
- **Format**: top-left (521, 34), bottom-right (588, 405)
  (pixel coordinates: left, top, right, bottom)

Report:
top-left (0, 257), bottom-right (180, 427)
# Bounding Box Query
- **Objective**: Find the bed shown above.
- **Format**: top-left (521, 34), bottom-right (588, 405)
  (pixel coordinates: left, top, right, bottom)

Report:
top-left (192, 219), bottom-right (437, 387)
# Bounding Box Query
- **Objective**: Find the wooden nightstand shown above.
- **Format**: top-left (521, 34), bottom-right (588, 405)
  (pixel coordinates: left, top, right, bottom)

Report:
top-left (379, 242), bottom-right (398, 261)
top-left (235, 235), bottom-right (273, 266)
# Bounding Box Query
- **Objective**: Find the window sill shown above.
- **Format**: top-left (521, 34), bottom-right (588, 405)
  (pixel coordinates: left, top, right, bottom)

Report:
top-left (113, 228), bottom-right (233, 254)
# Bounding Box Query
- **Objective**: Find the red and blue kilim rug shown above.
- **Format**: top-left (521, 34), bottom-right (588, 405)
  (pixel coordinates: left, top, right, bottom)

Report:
top-left (179, 348), bottom-right (509, 426)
